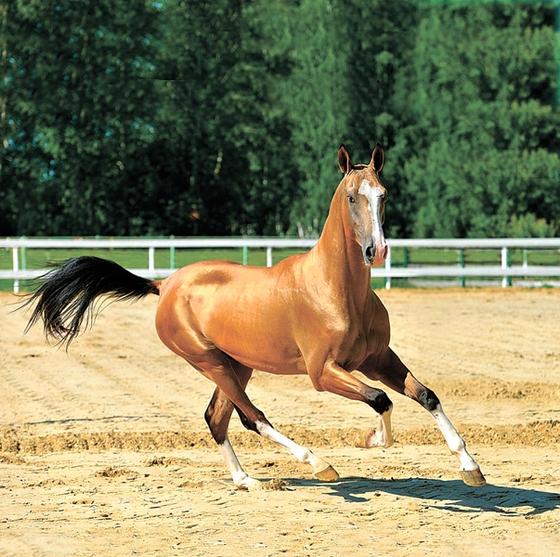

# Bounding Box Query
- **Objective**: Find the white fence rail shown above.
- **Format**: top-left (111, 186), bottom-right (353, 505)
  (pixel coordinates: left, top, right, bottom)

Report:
top-left (2, 237), bottom-right (560, 292)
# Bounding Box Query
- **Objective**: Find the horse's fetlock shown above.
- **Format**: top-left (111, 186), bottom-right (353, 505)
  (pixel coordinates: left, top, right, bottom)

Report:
top-left (449, 437), bottom-right (467, 456)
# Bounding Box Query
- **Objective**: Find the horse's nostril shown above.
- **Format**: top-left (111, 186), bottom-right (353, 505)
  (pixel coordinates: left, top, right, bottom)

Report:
top-left (365, 245), bottom-right (375, 260)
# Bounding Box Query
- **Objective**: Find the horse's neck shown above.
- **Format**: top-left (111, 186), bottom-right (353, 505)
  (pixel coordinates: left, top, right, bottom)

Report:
top-left (308, 188), bottom-right (371, 304)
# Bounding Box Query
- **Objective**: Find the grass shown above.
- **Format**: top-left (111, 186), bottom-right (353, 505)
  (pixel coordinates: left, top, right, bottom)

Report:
top-left (1, 244), bottom-right (559, 292)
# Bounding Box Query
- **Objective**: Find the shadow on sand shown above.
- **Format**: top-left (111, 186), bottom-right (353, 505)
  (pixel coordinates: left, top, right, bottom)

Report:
top-left (284, 476), bottom-right (560, 516)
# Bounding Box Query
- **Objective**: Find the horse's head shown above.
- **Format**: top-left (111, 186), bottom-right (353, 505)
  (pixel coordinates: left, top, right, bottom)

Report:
top-left (337, 144), bottom-right (388, 267)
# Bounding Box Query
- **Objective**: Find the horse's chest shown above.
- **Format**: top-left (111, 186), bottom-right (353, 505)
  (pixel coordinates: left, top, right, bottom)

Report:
top-left (341, 334), bottom-right (369, 370)
top-left (336, 318), bottom-right (390, 371)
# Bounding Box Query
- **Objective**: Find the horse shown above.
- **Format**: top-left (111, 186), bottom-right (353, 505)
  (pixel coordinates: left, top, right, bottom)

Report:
top-left (20, 144), bottom-right (486, 489)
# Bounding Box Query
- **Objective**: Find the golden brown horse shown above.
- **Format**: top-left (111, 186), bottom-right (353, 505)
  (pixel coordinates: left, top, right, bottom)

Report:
top-left (21, 144), bottom-right (485, 489)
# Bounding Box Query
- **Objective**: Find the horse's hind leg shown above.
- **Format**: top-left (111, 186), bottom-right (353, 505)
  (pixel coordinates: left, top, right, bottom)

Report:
top-left (200, 357), bottom-right (338, 488)
top-left (204, 366), bottom-right (263, 490)
top-left (206, 391), bottom-right (263, 491)
top-left (359, 348), bottom-right (486, 487)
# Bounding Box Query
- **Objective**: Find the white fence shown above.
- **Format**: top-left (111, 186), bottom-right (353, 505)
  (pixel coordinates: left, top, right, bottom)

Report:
top-left (1, 237), bottom-right (560, 292)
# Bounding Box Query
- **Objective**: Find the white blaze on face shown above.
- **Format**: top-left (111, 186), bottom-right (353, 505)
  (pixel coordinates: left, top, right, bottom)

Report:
top-left (358, 179), bottom-right (388, 266)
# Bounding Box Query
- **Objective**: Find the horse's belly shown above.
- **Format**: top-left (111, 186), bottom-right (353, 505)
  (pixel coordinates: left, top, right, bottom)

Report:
top-left (208, 320), bottom-right (307, 375)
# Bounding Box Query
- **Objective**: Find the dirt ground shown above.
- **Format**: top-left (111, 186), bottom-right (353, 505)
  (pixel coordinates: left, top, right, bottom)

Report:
top-left (1, 287), bottom-right (559, 557)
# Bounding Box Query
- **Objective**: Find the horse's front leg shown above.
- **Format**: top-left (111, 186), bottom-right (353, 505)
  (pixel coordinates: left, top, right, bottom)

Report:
top-left (310, 361), bottom-right (395, 448)
top-left (359, 348), bottom-right (486, 487)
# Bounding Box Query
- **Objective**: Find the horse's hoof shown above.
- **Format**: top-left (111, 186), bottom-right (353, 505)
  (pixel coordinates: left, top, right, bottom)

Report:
top-left (355, 429), bottom-right (393, 449)
top-left (314, 464), bottom-right (340, 482)
top-left (460, 468), bottom-right (486, 487)
top-left (236, 477), bottom-right (263, 491)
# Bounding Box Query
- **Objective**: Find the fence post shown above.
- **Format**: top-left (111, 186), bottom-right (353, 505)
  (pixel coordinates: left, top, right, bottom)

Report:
top-left (385, 245), bottom-right (392, 290)
top-left (12, 246), bottom-right (19, 294)
top-left (21, 236), bottom-right (27, 273)
top-left (458, 249), bottom-right (466, 288)
top-left (501, 246), bottom-right (511, 288)
top-left (169, 235), bottom-right (175, 269)
top-left (266, 246), bottom-right (273, 267)
top-left (148, 247), bottom-right (155, 273)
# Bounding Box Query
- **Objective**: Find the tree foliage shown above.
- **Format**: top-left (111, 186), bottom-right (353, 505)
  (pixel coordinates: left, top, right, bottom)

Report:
top-left (1, 0), bottom-right (559, 238)
top-left (1, 0), bottom-right (161, 235)
top-left (153, 0), bottom-right (300, 236)
top-left (399, 2), bottom-right (560, 238)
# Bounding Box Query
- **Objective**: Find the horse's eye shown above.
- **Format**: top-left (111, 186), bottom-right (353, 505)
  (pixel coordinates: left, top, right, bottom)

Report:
top-left (347, 195), bottom-right (355, 204)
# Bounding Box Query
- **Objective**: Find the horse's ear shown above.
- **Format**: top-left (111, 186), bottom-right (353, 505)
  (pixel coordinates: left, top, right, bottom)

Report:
top-left (370, 143), bottom-right (384, 173)
top-left (338, 145), bottom-right (353, 174)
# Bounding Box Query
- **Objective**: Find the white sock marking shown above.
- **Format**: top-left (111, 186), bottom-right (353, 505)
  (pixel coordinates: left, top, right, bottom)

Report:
top-left (431, 404), bottom-right (479, 471)
top-left (219, 436), bottom-right (260, 489)
top-left (256, 421), bottom-right (330, 473)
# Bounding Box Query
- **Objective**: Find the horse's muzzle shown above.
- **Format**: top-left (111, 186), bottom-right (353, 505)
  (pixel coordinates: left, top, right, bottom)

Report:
top-left (363, 240), bottom-right (388, 267)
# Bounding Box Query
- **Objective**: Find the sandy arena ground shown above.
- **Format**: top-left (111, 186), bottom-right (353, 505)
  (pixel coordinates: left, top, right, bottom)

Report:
top-left (0, 287), bottom-right (559, 556)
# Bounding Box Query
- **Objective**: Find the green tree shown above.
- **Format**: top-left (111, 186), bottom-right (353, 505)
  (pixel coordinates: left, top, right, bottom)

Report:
top-left (154, 0), bottom-right (299, 236)
top-left (262, 0), bottom-right (416, 236)
top-left (338, 0), bottom-right (418, 239)
top-left (2, 0), bottom-right (559, 240)
top-left (400, 3), bottom-right (560, 238)
top-left (1, 0), bottom-right (161, 236)
top-left (260, 0), bottom-right (348, 234)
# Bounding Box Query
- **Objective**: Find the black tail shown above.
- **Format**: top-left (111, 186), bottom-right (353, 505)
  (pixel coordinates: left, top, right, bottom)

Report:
top-left (19, 256), bottom-right (160, 348)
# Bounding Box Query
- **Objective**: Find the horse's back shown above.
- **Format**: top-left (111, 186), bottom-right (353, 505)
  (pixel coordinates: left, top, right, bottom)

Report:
top-left (159, 258), bottom-right (297, 302)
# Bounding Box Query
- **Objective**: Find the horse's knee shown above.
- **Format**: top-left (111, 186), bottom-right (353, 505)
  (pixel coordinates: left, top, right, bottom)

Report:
top-left (403, 373), bottom-right (441, 412)
top-left (365, 389), bottom-right (393, 415)
top-left (415, 386), bottom-right (440, 412)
